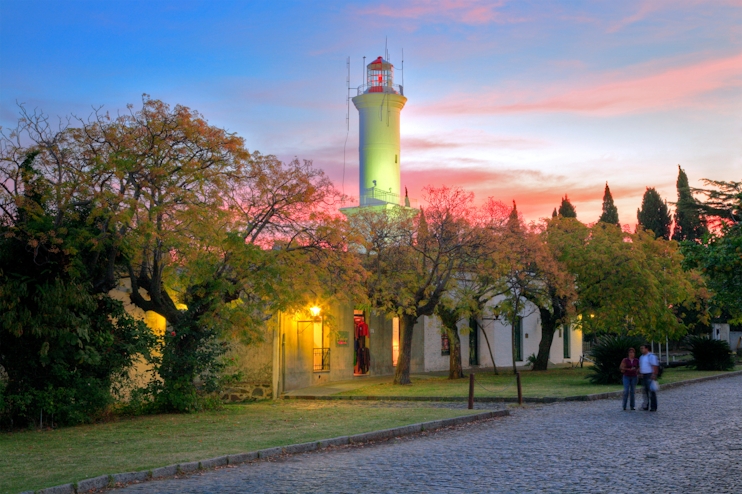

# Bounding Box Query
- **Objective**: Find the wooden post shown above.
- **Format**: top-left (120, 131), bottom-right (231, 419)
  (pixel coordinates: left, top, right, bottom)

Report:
top-left (516, 371), bottom-right (523, 405)
top-left (468, 373), bottom-right (475, 409)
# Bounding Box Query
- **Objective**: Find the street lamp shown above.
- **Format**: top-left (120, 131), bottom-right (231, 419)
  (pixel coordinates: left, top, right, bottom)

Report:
top-left (309, 306), bottom-right (322, 320)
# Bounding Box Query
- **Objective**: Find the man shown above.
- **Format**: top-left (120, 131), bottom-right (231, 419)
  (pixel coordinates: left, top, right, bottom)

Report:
top-left (639, 344), bottom-right (659, 411)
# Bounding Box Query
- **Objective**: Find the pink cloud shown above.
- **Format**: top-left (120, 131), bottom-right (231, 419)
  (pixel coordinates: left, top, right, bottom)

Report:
top-left (403, 134), bottom-right (548, 152)
top-left (608, 1), bottom-right (742, 33)
top-left (606, 1), bottom-right (660, 33)
top-left (421, 52), bottom-right (742, 116)
top-left (356, 0), bottom-right (519, 25)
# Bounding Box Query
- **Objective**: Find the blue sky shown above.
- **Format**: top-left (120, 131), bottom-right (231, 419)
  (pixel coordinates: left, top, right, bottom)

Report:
top-left (2, 0), bottom-right (741, 223)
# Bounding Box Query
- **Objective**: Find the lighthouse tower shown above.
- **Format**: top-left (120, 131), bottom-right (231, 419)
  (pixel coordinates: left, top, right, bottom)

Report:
top-left (352, 56), bottom-right (407, 207)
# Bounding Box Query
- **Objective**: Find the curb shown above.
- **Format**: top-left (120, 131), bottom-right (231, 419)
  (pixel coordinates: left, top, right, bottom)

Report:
top-left (25, 410), bottom-right (507, 494)
top-left (283, 369), bottom-right (742, 403)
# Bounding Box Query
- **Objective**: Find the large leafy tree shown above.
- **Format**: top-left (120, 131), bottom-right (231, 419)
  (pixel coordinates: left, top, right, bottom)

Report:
top-left (637, 187), bottom-right (671, 240)
top-left (0, 136), bottom-right (152, 426)
top-left (683, 179), bottom-right (742, 323)
top-left (672, 166), bottom-right (707, 242)
top-left (598, 182), bottom-right (619, 225)
top-left (490, 203), bottom-right (549, 373)
top-left (433, 199), bottom-right (513, 379)
top-left (527, 218), bottom-right (579, 371)
top-left (562, 221), bottom-right (694, 340)
top-left (351, 186), bottom-right (476, 384)
top-left (2, 98), bottom-right (361, 412)
top-left (493, 207), bottom-right (576, 373)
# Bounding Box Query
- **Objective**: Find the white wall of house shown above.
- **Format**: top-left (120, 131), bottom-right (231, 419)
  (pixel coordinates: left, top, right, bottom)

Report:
top-left (419, 297), bottom-right (583, 374)
top-left (423, 315), bottom-right (449, 372)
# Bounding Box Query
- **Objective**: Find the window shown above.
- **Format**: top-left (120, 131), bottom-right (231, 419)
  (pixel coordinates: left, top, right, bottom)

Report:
top-left (514, 317), bottom-right (523, 362)
top-left (441, 330), bottom-right (450, 356)
top-left (313, 318), bottom-right (329, 372)
top-left (469, 318), bottom-right (479, 365)
top-left (563, 324), bottom-right (571, 359)
top-left (392, 317), bottom-right (400, 366)
top-left (313, 348), bottom-right (330, 372)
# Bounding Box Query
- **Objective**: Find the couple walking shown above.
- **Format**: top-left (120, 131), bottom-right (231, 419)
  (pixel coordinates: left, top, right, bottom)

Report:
top-left (620, 345), bottom-right (659, 411)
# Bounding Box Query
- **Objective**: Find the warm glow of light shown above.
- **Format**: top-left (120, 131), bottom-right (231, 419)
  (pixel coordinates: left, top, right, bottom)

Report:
top-left (310, 306), bottom-right (322, 317)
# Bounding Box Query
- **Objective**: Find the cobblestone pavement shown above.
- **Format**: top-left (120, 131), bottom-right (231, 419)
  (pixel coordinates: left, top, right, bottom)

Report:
top-left (109, 375), bottom-right (742, 493)
top-left (279, 399), bottom-right (506, 410)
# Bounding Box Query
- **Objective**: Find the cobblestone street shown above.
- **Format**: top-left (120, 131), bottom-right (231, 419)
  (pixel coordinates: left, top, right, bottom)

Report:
top-left (110, 375), bottom-right (742, 493)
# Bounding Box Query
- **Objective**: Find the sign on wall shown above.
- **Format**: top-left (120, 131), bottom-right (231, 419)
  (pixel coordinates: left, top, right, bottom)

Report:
top-left (336, 331), bottom-right (349, 346)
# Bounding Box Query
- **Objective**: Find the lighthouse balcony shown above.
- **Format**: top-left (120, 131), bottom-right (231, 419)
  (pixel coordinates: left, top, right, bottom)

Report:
top-left (360, 187), bottom-right (418, 208)
top-left (357, 84), bottom-right (404, 96)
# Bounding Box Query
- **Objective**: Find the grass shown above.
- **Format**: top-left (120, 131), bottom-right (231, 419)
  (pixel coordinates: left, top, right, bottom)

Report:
top-left (337, 365), bottom-right (742, 399)
top-left (0, 401), bottom-right (480, 494)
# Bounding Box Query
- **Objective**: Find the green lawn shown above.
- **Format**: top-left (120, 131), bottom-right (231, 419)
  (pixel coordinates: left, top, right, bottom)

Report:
top-left (337, 366), bottom-right (742, 399)
top-left (0, 401), bottom-right (480, 494)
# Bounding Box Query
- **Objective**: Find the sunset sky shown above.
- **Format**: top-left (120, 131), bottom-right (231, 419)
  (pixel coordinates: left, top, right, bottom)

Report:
top-left (2, 0), bottom-right (741, 224)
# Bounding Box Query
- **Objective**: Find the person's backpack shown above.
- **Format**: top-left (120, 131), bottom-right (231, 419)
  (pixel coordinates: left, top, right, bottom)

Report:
top-left (657, 363), bottom-right (664, 379)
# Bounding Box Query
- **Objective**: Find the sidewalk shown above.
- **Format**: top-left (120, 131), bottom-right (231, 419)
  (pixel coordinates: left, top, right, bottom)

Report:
top-left (283, 373), bottom-right (436, 397)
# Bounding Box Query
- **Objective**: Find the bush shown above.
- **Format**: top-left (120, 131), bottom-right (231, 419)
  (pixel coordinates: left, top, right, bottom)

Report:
top-left (0, 153), bottom-right (155, 428)
top-left (588, 335), bottom-right (645, 384)
top-left (0, 278), bottom-right (154, 428)
top-left (684, 335), bottom-right (735, 371)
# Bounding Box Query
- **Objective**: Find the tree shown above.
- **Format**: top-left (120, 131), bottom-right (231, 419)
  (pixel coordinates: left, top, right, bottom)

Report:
top-left (527, 218), bottom-right (579, 371)
top-left (435, 303), bottom-right (467, 379)
top-left (672, 166), bottom-right (707, 242)
top-left (557, 195), bottom-right (577, 218)
top-left (351, 186), bottom-right (476, 384)
top-left (637, 187), bottom-right (671, 239)
top-left (491, 202), bottom-right (562, 373)
top-left (561, 222), bottom-right (694, 341)
top-left (683, 179), bottom-right (742, 322)
top-left (432, 199), bottom-right (513, 379)
top-left (598, 182), bottom-right (619, 225)
top-left (1, 98), bottom-right (362, 412)
top-left (0, 142), bottom-right (152, 427)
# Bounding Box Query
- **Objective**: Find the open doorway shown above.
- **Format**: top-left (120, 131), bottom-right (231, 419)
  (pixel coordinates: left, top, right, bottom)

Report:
top-left (354, 310), bottom-right (370, 375)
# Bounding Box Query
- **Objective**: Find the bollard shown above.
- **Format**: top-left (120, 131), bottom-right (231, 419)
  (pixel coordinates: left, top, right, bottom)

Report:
top-left (516, 371), bottom-right (523, 405)
top-left (468, 373), bottom-right (475, 409)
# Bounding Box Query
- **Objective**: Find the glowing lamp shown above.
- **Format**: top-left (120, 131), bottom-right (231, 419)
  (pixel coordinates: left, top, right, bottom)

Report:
top-left (309, 306), bottom-right (322, 318)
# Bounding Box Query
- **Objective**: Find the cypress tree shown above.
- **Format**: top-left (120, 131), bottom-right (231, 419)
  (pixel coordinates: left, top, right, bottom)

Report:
top-left (598, 182), bottom-right (620, 225)
top-left (507, 200), bottom-right (522, 232)
top-left (637, 187), bottom-right (671, 239)
top-left (558, 195), bottom-right (577, 218)
top-left (672, 165), bottom-right (707, 242)
top-left (552, 207), bottom-right (558, 218)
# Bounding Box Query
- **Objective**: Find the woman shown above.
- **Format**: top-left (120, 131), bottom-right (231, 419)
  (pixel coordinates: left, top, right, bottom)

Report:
top-left (619, 347), bottom-right (639, 411)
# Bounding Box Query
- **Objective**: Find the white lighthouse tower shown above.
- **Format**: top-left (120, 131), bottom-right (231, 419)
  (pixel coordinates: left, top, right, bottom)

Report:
top-left (345, 56), bottom-right (408, 210)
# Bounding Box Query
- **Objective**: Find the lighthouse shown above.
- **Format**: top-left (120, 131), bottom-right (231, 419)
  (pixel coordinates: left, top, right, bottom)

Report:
top-left (352, 56), bottom-right (407, 208)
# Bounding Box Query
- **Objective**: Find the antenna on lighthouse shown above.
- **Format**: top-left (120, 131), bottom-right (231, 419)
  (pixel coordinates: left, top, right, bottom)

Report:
top-left (342, 56), bottom-right (350, 199)
top-left (345, 56), bottom-right (350, 131)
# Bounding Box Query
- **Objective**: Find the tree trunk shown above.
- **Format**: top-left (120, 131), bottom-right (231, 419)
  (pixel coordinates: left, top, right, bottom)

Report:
top-left (448, 327), bottom-right (464, 379)
top-left (476, 320), bottom-right (498, 375)
top-left (394, 314), bottom-right (417, 385)
top-left (511, 299), bottom-right (520, 375)
top-left (533, 307), bottom-right (557, 371)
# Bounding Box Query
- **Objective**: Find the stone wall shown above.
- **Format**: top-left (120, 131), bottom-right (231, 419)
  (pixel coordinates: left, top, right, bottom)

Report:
top-left (221, 382), bottom-right (273, 402)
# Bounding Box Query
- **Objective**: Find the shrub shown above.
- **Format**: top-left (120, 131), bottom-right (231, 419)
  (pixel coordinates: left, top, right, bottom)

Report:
top-left (684, 335), bottom-right (735, 371)
top-left (588, 335), bottom-right (645, 384)
top-left (0, 278), bottom-right (154, 428)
